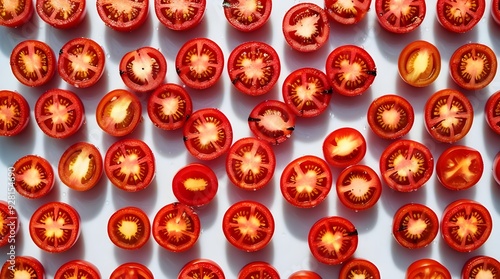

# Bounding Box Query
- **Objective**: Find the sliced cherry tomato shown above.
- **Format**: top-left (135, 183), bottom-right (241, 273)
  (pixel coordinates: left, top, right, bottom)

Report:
top-left (10, 39), bottom-right (56, 87)
top-left (280, 155), bottom-right (333, 208)
top-left (175, 37), bottom-right (224, 90)
top-left (325, 45), bottom-right (377, 97)
top-left (147, 83), bottom-right (192, 130)
top-left (282, 3), bottom-right (330, 52)
top-left (0, 90), bottom-right (30, 137)
top-left (36, 0), bottom-right (86, 28)
top-left (110, 262), bottom-right (154, 279)
top-left (104, 139), bottom-right (155, 192)
top-left (367, 94), bottom-right (414, 140)
top-left (13, 154), bottom-right (55, 199)
top-left (494, 152), bottom-right (500, 185)
top-left (155, 0), bottom-right (206, 31)
top-left (223, 0), bottom-right (272, 32)
top-left (238, 261), bottom-right (279, 279)
top-left (178, 259), bottom-right (225, 279)
top-left (96, 0), bottom-right (149, 32)
top-left (462, 256), bottom-right (500, 279)
top-left (0, 200), bottom-right (19, 247)
top-left (336, 164), bottom-right (382, 211)
top-left (0, 256), bottom-right (45, 278)
top-left (226, 137), bottom-right (276, 191)
top-left (58, 37), bottom-right (106, 88)
top-left (379, 139), bottom-right (433, 192)
top-left (449, 43), bottom-right (497, 91)
top-left (0, 0), bottom-right (34, 27)
top-left (172, 163), bottom-right (218, 207)
top-left (96, 89), bottom-right (142, 137)
top-left (288, 270), bottom-right (322, 279)
top-left (183, 108), bottom-right (233, 160)
top-left (248, 100), bottom-right (295, 145)
top-left (119, 46), bottom-right (167, 93)
top-left (493, 0), bottom-right (500, 24)
top-left (152, 202), bottom-right (200, 252)
top-left (222, 200), bottom-right (275, 252)
top-left (398, 40), bottom-right (441, 87)
top-left (441, 199), bottom-right (492, 252)
top-left (375, 0), bottom-right (426, 33)
top-left (54, 260), bottom-right (100, 279)
top-left (308, 216), bottom-right (358, 265)
top-left (405, 259), bottom-right (451, 279)
top-left (29, 201), bottom-right (81, 253)
top-left (424, 89), bottom-right (474, 143)
top-left (485, 91), bottom-right (500, 135)
top-left (34, 88), bottom-right (85, 139)
top-left (392, 203), bottom-right (439, 249)
top-left (322, 127), bottom-right (366, 168)
top-left (58, 142), bottom-right (103, 192)
top-left (282, 67), bottom-right (332, 117)
top-left (227, 41), bottom-right (281, 96)
top-left (324, 0), bottom-right (371, 25)
top-left (108, 206), bottom-right (151, 250)
top-left (436, 145), bottom-right (483, 191)
top-left (339, 258), bottom-right (380, 279)
top-left (436, 0), bottom-right (485, 33)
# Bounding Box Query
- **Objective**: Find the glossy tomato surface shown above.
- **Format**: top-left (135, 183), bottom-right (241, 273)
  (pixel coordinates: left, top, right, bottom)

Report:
top-left (461, 255), bottom-right (500, 279)
top-left (10, 39), bottom-right (56, 87)
top-left (485, 91), bottom-right (500, 135)
top-left (238, 261), bottom-right (279, 279)
top-left (110, 262), bottom-right (154, 279)
top-left (405, 259), bottom-right (451, 279)
top-left (322, 127), bottom-right (366, 168)
top-left (96, 0), bottom-right (149, 32)
top-left (392, 203), bottom-right (439, 249)
top-left (155, 0), bottom-right (206, 31)
top-left (248, 100), bottom-right (295, 145)
top-left (119, 46), bottom-right (167, 93)
top-left (0, 90), bottom-right (30, 137)
top-left (0, 256), bottom-right (45, 278)
top-left (178, 259), bottom-right (225, 279)
top-left (147, 83), bottom-right (193, 131)
top-left (58, 142), bottom-right (103, 192)
top-left (223, 0), bottom-right (272, 32)
top-left (336, 165), bottom-right (382, 211)
top-left (449, 43), bottom-right (497, 90)
top-left (36, 0), bottom-right (86, 29)
top-left (324, 0), bottom-right (371, 25)
top-left (172, 163), bottom-right (218, 207)
top-left (493, 0), bottom-right (500, 24)
top-left (0, 0), bottom-right (34, 27)
top-left (339, 258), bottom-right (380, 279)
top-left (13, 154), bottom-right (54, 198)
top-left (108, 206), bottom-right (151, 250)
top-left (375, 0), bottom-right (426, 33)
top-left (436, 145), bottom-right (483, 191)
top-left (54, 260), bottom-right (100, 279)
top-left (96, 89), bottom-right (142, 137)
top-left (494, 152), bottom-right (500, 185)
top-left (436, 0), bottom-right (485, 33)
top-left (367, 94), bottom-right (414, 140)
top-left (398, 40), bottom-right (441, 87)
top-left (288, 270), bottom-right (322, 279)
top-left (0, 200), bottom-right (19, 247)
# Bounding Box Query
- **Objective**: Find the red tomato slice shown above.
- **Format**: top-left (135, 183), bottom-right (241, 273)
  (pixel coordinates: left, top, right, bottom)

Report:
top-left (324, 0), bottom-right (371, 25)
top-left (13, 154), bottom-right (55, 199)
top-left (58, 37), bottom-right (106, 88)
top-left (282, 67), bottom-right (333, 117)
top-left (375, 0), bottom-right (426, 33)
top-left (34, 88), bottom-right (85, 139)
top-left (339, 259), bottom-right (380, 279)
top-left (238, 261), bottom-right (279, 279)
top-left (110, 262), bottom-right (154, 279)
top-left (178, 259), bottom-right (225, 279)
top-left (367, 94), bottom-right (414, 140)
top-left (0, 0), bottom-right (34, 27)
top-left (54, 260), bottom-right (100, 279)
top-left (322, 127), bottom-right (366, 168)
top-left (10, 39), bottom-right (56, 87)
top-left (248, 100), bottom-right (296, 145)
top-left (336, 165), bottom-right (382, 211)
top-left (172, 163), bottom-right (218, 207)
top-left (226, 137), bottom-right (276, 191)
top-left (36, 0), bottom-right (86, 28)
top-left (0, 90), bottom-right (30, 137)
top-left (222, 200), bottom-right (275, 252)
top-left (0, 201), bottom-right (19, 247)
top-left (108, 206), bottom-right (151, 250)
top-left (398, 40), bottom-right (441, 87)
top-left (493, 0), bottom-right (500, 24)
top-left (155, 0), bottom-right (206, 31)
top-left (227, 41), bottom-right (281, 96)
top-left (494, 152), bottom-right (500, 185)
top-left (485, 90), bottom-right (500, 135)
top-left (280, 155), bottom-right (332, 208)
top-left (96, 89), bottom-right (142, 137)
top-left (308, 216), bottom-right (358, 265)
top-left (325, 45), bottom-right (377, 97)
top-left (223, 0), bottom-right (272, 32)
top-left (29, 201), bottom-right (81, 253)
top-left (449, 43), bottom-right (497, 90)
top-left (436, 0), bottom-right (485, 33)
top-left (379, 139), bottom-right (433, 192)
top-left (405, 259), bottom-right (451, 279)
top-left (289, 270), bottom-right (322, 279)
top-left (436, 145), bottom-right (483, 191)
top-left (392, 203), bottom-right (439, 249)
top-left (147, 83), bottom-right (193, 130)
top-left (0, 256), bottom-right (45, 278)
top-left (58, 142), bottom-right (103, 192)
top-left (462, 256), bottom-right (500, 279)
top-left (96, 0), bottom-right (149, 32)
top-left (175, 37), bottom-right (224, 90)
top-left (424, 89), bottom-right (474, 143)
top-left (119, 46), bottom-right (167, 93)
top-left (152, 202), bottom-right (200, 252)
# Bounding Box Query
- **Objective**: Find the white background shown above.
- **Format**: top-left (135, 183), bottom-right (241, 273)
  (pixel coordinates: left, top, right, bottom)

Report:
top-left (1, 0), bottom-right (500, 278)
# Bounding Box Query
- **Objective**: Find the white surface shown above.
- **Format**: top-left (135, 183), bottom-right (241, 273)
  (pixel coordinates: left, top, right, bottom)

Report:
top-left (1, 1), bottom-right (500, 278)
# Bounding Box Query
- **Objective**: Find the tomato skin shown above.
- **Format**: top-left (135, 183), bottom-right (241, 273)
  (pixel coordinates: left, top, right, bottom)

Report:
top-left (178, 259), bottom-right (225, 279)
top-left (405, 259), bottom-right (451, 279)
top-left (324, 0), bottom-right (371, 25)
top-left (223, 0), bottom-right (272, 32)
top-left (10, 40), bottom-right (56, 87)
top-left (493, 0), bottom-right (500, 24)
top-left (96, 0), bottom-right (149, 32)
top-left (0, 90), bottom-right (30, 137)
top-left (108, 206), bottom-right (151, 250)
top-left (0, 0), bottom-right (34, 27)
top-left (339, 258), bottom-right (380, 279)
top-left (13, 154), bottom-right (55, 199)
top-left (248, 100), bottom-right (296, 145)
top-left (398, 40), bottom-right (441, 87)
top-left (336, 165), bottom-right (382, 211)
top-left (147, 83), bottom-right (192, 131)
top-left (288, 270), bottom-right (322, 279)
top-left (238, 261), bottom-right (280, 279)
top-left (119, 46), bottom-right (167, 93)
top-left (155, 0), bottom-right (206, 31)
top-left (58, 142), bottom-right (103, 192)
top-left (172, 163), bottom-right (218, 207)
top-left (54, 260), bottom-right (100, 279)
top-left (436, 145), bottom-right (483, 191)
top-left (96, 89), bottom-right (142, 137)
top-left (110, 262), bottom-right (154, 279)
top-left (36, 0), bottom-right (86, 29)
top-left (436, 0), bottom-right (485, 33)
top-left (375, 0), bottom-right (426, 33)
top-left (449, 43), bottom-right (497, 90)
top-left (494, 152), bottom-right (500, 185)
top-left (322, 127), bottom-right (367, 168)
top-left (392, 203), bottom-right (439, 249)
top-left (367, 94), bottom-right (414, 140)
top-left (0, 256), bottom-right (45, 278)
top-left (485, 91), bottom-right (500, 135)
top-left (461, 255), bottom-right (500, 279)
top-left (0, 200), bottom-right (19, 247)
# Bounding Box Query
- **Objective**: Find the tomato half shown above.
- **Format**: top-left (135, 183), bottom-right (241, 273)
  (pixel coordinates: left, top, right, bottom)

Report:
top-left (13, 154), bottom-right (55, 199)
top-left (398, 40), bottom-right (441, 87)
top-left (0, 0), bottom-right (34, 27)
top-left (58, 142), bottom-right (103, 192)
top-left (54, 260), bottom-right (100, 279)
top-left (322, 127), bottom-right (366, 168)
top-left (336, 165), bottom-right (382, 211)
top-left (280, 155), bottom-right (333, 208)
top-left (462, 256), bottom-right (500, 279)
top-left (324, 0), bottom-right (371, 25)
top-left (10, 40), bottom-right (56, 87)
top-left (339, 259), bottom-right (380, 279)
top-left (288, 270), bottom-right (322, 279)
top-left (282, 3), bottom-right (330, 52)
top-left (226, 137), bottom-right (276, 191)
top-left (0, 90), bottom-right (30, 137)
top-left (449, 43), bottom-right (497, 91)
top-left (0, 200), bottom-right (19, 247)
top-left (424, 89), bottom-right (474, 143)
top-left (392, 203), bottom-right (439, 249)
top-left (96, 0), bottom-right (149, 32)
top-left (227, 41), bottom-right (281, 96)
top-left (104, 139), bottom-right (155, 192)
top-left (367, 94), bottom-right (414, 140)
top-left (147, 83), bottom-right (192, 130)
top-left (441, 199), bottom-right (492, 252)
top-left (325, 45), bottom-right (377, 97)
top-left (36, 0), bottom-right (86, 29)
top-left (58, 37), bottom-right (106, 88)
top-left (375, 0), bottom-right (426, 33)
top-left (248, 100), bottom-right (296, 145)
top-left (0, 256), bottom-right (45, 278)
top-left (223, 0), bottom-right (272, 32)
top-left (110, 262), bottom-right (154, 279)
top-left (178, 259), bottom-right (225, 279)
top-left (183, 108), bottom-right (233, 160)
top-left (222, 200), bottom-right (275, 252)
top-left (238, 261), bottom-right (279, 279)
top-left (155, 0), bottom-right (206, 31)
top-left (29, 201), bottom-right (81, 253)
top-left (485, 91), bottom-right (500, 135)
top-left (152, 202), bottom-right (200, 252)
top-left (405, 259), bottom-right (451, 279)
top-left (379, 139), bottom-right (433, 192)
top-left (175, 37), bottom-right (224, 90)
top-left (494, 152), bottom-right (500, 185)
top-left (119, 46), bottom-right (167, 93)
top-left (436, 0), bottom-right (485, 33)
top-left (96, 89), bottom-right (142, 137)
top-left (34, 88), bottom-right (85, 139)
top-left (108, 206), bottom-right (151, 250)
top-left (493, 0), bottom-right (500, 24)
top-left (436, 145), bottom-right (483, 191)
top-left (172, 163), bottom-right (218, 207)
top-left (308, 216), bottom-right (358, 265)
top-left (282, 67), bottom-right (333, 117)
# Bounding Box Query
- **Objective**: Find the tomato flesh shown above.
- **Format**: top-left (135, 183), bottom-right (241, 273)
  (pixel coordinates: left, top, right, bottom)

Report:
top-left (367, 94), bottom-right (414, 140)
top-left (485, 91), bottom-right (500, 135)
top-left (324, 0), bottom-right (371, 25)
top-left (36, 0), bottom-right (86, 29)
top-left (493, 0), bottom-right (500, 24)
top-left (147, 83), bottom-right (193, 130)
top-left (110, 262), bottom-right (154, 279)
top-left (405, 259), bottom-right (451, 279)
top-left (13, 154), bottom-right (55, 199)
top-left (96, 0), bottom-right (149, 32)
top-left (0, 201), bottom-right (19, 247)
top-left (96, 89), bottom-right (142, 137)
top-left (392, 203), bottom-right (439, 249)
top-left (494, 152), bottom-right (500, 185)
top-left (436, 0), bottom-right (485, 33)
top-left (178, 259), bottom-right (225, 279)
top-left (0, 256), bottom-right (45, 278)
top-left (58, 142), bottom-right (103, 192)
top-left (398, 40), bottom-right (441, 87)
top-left (0, 90), bottom-right (30, 137)
top-left (55, 260), bottom-right (101, 279)
top-left (462, 256), bottom-right (500, 279)
top-left (223, 0), bottom-right (272, 32)
top-left (0, 0), bottom-right (34, 27)
top-left (375, 0), bottom-right (426, 33)
top-left (449, 43), bottom-right (497, 90)
top-left (336, 165), bottom-right (382, 211)
top-left (155, 0), bottom-right (206, 31)
top-left (436, 145), bottom-right (483, 191)
top-left (248, 100), bottom-right (296, 145)
top-left (120, 46), bottom-right (167, 93)
top-left (238, 261), bottom-right (279, 279)
top-left (339, 259), bottom-right (380, 279)
top-left (322, 127), bottom-right (366, 168)
top-left (108, 206), bottom-right (151, 250)
top-left (172, 163), bottom-right (218, 207)
top-left (289, 270), bottom-right (322, 279)
top-left (10, 40), bottom-right (56, 87)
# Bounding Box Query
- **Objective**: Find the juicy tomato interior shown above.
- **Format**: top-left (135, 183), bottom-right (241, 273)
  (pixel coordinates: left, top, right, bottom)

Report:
top-left (55, 260), bottom-right (101, 279)
top-left (324, 0), bottom-right (372, 25)
top-left (96, 0), bottom-right (149, 31)
top-left (322, 127), bottom-right (366, 168)
top-left (367, 94), bottom-right (414, 140)
top-left (178, 259), bottom-right (225, 279)
top-left (108, 207), bottom-right (150, 250)
top-left (10, 40), bottom-right (56, 87)
top-left (96, 89), bottom-right (142, 137)
top-left (58, 142), bottom-right (103, 192)
top-left (120, 46), bottom-right (167, 93)
top-left (0, 90), bottom-right (30, 137)
top-left (110, 263), bottom-right (154, 279)
top-left (0, 0), bottom-right (34, 27)
top-left (494, 152), bottom-right (500, 185)
top-left (0, 201), bottom-right (18, 247)
top-left (14, 155), bottom-right (54, 199)
top-left (436, 146), bottom-right (483, 190)
top-left (238, 261), bottom-right (279, 279)
top-left (398, 40), bottom-right (441, 87)
top-left (436, 0), bottom-right (485, 33)
top-left (36, 0), bottom-right (86, 28)
top-left (0, 256), bottom-right (44, 279)
top-left (392, 203), bottom-right (439, 249)
top-left (339, 259), bottom-right (380, 279)
top-left (173, 163), bottom-right (218, 207)
top-left (376, 0), bottom-right (426, 33)
top-left (406, 259), bottom-right (451, 279)
top-left (155, 0), bottom-right (206, 30)
top-left (462, 256), bottom-right (500, 279)
top-left (485, 91), bottom-right (500, 135)
top-left (223, 0), bottom-right (272, 32)
top-left (147, 83), bottom-right (192, 131)
top-left (289, 270), bottom-right (322, 279)
top-left (336, 165), bottom-right (381, 211)
top-left (248, 100), bottom-right (295, 145)
top-left (449, 43), bottom-right (497, 90)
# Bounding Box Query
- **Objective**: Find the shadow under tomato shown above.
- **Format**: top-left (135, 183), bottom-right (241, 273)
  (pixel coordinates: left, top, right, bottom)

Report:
top-left (306, 254), bottom-right (342, 279)
top-left (379, 185), bottom-right (427, 217)
top-left (223, 16), bottom-right (274, 52)
top-left (0, 224), bottom-right (26, 259)
top-left (151, 127), bottom-right (185, 158)
top-left (156, 242), bottom-right (201, 277)
top-left (293, 112), bottom-right (331, 146)
top-left (281, 198), bottom-right (329, 240)
top-left (110, 178), bottom-right (159, 216)
top-left (488, 17), bottom-right (500, 54)
top-left (186, 79), bottom-right (225, 109)
top-left (67, 178), bottom-right (108, 221)
top-left (372, 23), bottom-right (422, 65)
top-left (432, 175), bottom-right (478, 213)
top-left (70, 71), bottom-right (111, 102)
top-left (40, 233), bottom-right (86, 275)
top-left (0, 17), bottom-right (41, 56)
top-left (47, 10), bottom-right (92, 41)
top-left (224, 240), bottom-right (274, 276)
top-left (389, 236), bottom-right (433, 274)
top-left (195, 196), bottom-right (219, 230)
top-left (437, 238), bottom-right (485, 278)
top-left (328, 16), bottom-right (370, 48)
top-left (334, 201), bottom-right (379, 233)
top-left (16, 180), bottom-right (61, 219)
top-left (0, 122), bottom-right (37, 166)
top-left (113, 238), bottom-right (154, 266)
top-left (227, 86), bottom-right (279, 124)
top-left (432, 18), bottom-right (479, 61)
top-left (281, 42), bottom-right (332, 72)
top-left (394, 73), bottom-right (436, 112)
top-left (490, 179), bottom-right (500, 214)
top-left (328, 89), bottom-right (372, 122)
top-left (225, 178), bottom-right (276, 208)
